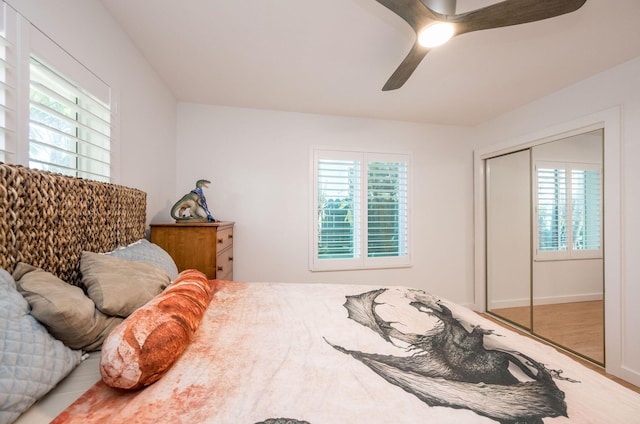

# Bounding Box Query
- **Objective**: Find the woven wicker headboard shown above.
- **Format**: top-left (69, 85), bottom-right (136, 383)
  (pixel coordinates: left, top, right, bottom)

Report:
top-left (0, 163), bottom-right (146, 286)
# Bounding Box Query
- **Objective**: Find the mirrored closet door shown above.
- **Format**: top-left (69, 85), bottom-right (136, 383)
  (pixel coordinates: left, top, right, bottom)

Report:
top-left (485, 129), bottom-right (604, 365)
top-left (486, 149), bottom-right (532, 330)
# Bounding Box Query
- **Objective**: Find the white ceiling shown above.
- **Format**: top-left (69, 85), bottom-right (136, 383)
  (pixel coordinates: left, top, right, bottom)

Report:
top-left (100, 0), bottom-right (640, 126)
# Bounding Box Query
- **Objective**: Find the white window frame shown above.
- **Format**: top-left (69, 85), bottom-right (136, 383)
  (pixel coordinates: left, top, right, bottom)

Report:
top-left (533, 160), bottom-right (602, 261)
top-left (0, 2), bottom-right (17, 163)
top-left (0, 2), bottom-right (117, 182)
top-left (310, 147), bottom-right (412, 271)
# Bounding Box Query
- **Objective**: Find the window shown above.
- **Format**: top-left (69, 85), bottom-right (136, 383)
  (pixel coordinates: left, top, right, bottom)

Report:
top-left (311, 148), bottom-right (410, 270)
top-left (29, 56), bottom-right (111, 182)
top-left (0, 5), bottom-right (115, 181)
top-left (534, 161), bottom-right (601, 260)
top-left (0, 3), bottom-right (16, 163)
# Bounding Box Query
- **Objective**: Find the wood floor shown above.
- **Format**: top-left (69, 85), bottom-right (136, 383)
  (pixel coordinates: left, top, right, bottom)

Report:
top-left (490, 300), bottom-right (604, 364)
top-left (483, 302), bottom-right (640, 394)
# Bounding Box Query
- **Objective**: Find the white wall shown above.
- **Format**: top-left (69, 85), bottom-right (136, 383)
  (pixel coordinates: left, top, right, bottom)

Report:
top-left (474, 56), bottom-right (640, 385)
top-left (7, 0), bottom-right (178, 225)
top-left (533, 259), bottom-right (602, 304)
top-left (176, 103), bottom-right (476, 304)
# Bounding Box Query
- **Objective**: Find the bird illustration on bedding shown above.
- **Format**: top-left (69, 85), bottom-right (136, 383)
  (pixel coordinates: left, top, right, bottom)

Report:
top-left (327, 288), bottom-right (575, 424)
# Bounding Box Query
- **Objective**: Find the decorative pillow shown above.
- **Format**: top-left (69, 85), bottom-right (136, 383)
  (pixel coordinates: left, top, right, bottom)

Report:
top-left (100, 270), bottom-right (215, 390)
top-left (0, 268), bottom-right (82, 423)
top-left (81, 251), bottom-right (171, 317)
top-left (13, 263), bottom-right (123, 352)
top-left (106, 239), bottom-right (179, 280)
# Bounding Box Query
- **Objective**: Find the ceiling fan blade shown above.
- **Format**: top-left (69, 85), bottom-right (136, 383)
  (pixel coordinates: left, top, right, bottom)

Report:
top-left (450, 0), bottom-right (588, 36)
top-left (375, 0), bottom-right (441, 32)
top-left (382, 42), bottom-right (430, 91)
top-left (374, 0), bottom-right (586, 90)
top-left (374, 0), bottom-right (440, 90)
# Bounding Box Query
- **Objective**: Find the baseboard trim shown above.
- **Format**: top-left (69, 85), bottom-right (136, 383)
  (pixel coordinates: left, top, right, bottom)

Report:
top-left (488, 293), bottom-right (603, 309)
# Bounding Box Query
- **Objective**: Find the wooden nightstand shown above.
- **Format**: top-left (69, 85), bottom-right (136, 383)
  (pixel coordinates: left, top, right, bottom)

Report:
top-left (150, 221), bottom-right (234, 280)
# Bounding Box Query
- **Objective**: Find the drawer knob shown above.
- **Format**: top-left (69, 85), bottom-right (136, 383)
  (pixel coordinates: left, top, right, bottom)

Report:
top-left (217, 266), bottom-right (223, 272)
top-left (228, 256), bottom-right (233, 261)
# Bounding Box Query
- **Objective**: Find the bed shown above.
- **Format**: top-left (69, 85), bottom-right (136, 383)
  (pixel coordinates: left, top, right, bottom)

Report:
top-left (2, 163), bottom-right (639, 424)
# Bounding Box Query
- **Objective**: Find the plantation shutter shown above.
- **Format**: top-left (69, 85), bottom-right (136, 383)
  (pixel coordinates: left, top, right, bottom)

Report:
top-left (367, 160), bottom-right (408, 258)
top-left (312, 149), bottom-right (411, 271)
top-left (316, 157), bottom-right (361, 260)
top-left (536, 166), bottom-right (567, 252)
top-left (535, 162), bottom-right (601, 259)
top-left (0, 3), bottom-right (16, 162)
top-left (29, 56), bottom-right (111, 181)
top-left (571, 168), bottom-right (601, 251)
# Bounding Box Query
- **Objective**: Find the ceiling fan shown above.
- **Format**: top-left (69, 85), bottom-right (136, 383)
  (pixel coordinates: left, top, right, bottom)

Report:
top-left (375, 0), bottom-right (588, 91)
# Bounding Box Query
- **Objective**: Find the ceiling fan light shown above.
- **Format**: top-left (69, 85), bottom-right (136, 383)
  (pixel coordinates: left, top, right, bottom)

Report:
top-left (418, 22), bottom-right (454, 48)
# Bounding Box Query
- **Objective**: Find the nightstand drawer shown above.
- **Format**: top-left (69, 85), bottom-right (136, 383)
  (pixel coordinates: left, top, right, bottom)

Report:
top-left (216, 227), bottom-right (233, 252)
top-left (216, 249), bottom-right (233, 280)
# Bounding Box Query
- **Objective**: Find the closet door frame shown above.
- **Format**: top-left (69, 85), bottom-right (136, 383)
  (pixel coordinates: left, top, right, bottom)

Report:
top-left (473, 107), bottom-right (623, 379)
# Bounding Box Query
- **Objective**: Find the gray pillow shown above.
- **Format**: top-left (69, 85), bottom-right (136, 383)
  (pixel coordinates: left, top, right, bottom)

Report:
top-left (81, 251), bottom-right (170, 317)
top-left (13, 263), bottom-right (123, 352)
top-left (0, 268), bottom-right (82, 423)
top-left (106, 239), bottom-right (179, 280)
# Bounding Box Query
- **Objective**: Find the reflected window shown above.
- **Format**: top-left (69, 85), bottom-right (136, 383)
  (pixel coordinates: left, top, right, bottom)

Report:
top-left (535, 162), bottom-right (601, 259)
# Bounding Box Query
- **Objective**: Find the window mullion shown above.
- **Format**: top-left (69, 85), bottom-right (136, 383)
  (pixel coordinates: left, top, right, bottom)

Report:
top-left (352, 159), bottom-right (362, 261)
top-left (359, 154), bottom-right (367, 264)
top-left (566, 166), bottom-right (574, 257)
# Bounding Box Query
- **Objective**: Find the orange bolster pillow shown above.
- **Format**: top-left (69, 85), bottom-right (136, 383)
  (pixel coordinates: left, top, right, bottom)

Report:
top-left (100, 269), bottom-right (215, 390)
